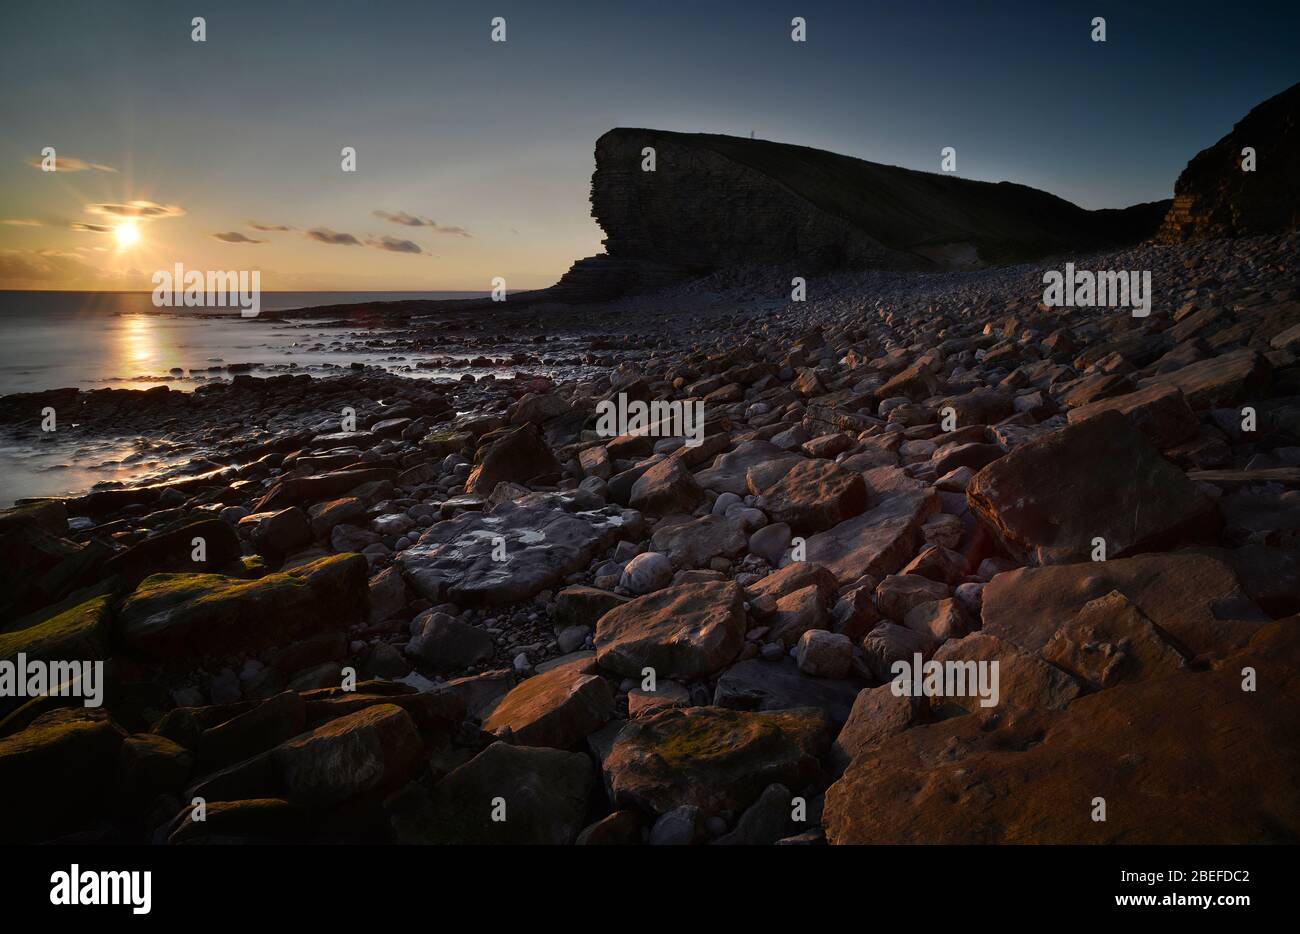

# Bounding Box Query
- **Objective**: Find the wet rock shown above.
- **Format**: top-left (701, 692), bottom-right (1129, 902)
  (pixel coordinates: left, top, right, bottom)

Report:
top-left (712, 657), bottom-right (860, 725)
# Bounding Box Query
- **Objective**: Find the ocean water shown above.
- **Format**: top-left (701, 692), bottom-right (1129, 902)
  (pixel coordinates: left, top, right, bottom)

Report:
top-left (0, 290), bottom-right (488, 396)
top-left (0, 290), bottom-right (488, 504)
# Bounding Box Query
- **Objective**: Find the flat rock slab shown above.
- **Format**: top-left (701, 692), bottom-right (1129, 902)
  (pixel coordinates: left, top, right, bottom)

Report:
top-left (649, 514), bottom-right (748, 569)
top-left (483, 660), bottom-right (613, 750)
top-left (397, 491), bottom-right (632, 606)
top-left (603, 705), bottom-right (829, 817)
top-left (967, 411), bottom-right (1217, 565)
top-left (118, 554), bottom-right (368, 666)
top-left (823, 623), bottom-right (1300, 844)
top-left (694, 440), bottom-right (790, 495)
top-left (713, 657), bottom-right (860, 725)
top-left (1139, 348), bottom-right (1272, 410)
top-left (1066, 383), bottom-right (1199, 449)
top-left (981, 551), bottom-right (1267, 659)
top-left (595, 580), bottom-right (746, 680)
top-left (805, 490), bottom-right (939, 586)
top-left (756, 459), bottom-right (869, 535)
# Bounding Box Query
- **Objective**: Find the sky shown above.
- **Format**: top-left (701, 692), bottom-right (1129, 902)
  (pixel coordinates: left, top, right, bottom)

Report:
top-left (1, 0), bottom-right (1297, 292)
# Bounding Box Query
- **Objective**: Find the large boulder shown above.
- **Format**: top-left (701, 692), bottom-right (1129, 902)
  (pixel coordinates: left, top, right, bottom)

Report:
top-left (595, 581), bottom-right (746, 680)
top-left (805, 490), bottom-right (939, 586)
top-left (483, 659), bottom-right (614, 749)
top-left (980, 551), bottom-right (1268, 659)
top-left (397, 491), bottom-right (631, 606)
top-left (967, 411), bottom-right (1217, 565)
top-left (755, 459), bottom-right (869, 535)
top-left (823, 623), bottom-right (1300, 843)
top-left (602, 706), bottom-right (829, 817)
top-left (118, 554), bottom-right (368, 666)
top-left (467, 423), bottom-right (562, 494)
top-left (629, 456), bottom-right (703, 516)
top-left (1066, 383), bottom-right (1199, 449)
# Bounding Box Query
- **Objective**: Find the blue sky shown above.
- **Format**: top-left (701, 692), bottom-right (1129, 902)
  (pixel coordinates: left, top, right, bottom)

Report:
top-left (1, 0), bottom-right (1296, 289)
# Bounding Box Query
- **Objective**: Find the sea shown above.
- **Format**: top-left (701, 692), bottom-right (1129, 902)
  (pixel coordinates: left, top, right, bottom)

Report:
top-left (0, 290), bottom-right (488, 504)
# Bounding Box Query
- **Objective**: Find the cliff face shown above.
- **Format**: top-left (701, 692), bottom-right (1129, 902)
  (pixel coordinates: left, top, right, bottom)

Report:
top-left (552, 128), bottom-right (1167, 301)
top-left (1157, 81), bottom-right (1300, 243)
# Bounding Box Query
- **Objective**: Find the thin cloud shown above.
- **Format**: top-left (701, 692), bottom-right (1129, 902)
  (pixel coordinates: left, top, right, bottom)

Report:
top-left (1, 219), bottom-right (42, 227)
top-left (86, 200), bottom-right (185, 219)
top-left (26, 156), bottom-right (117, 173)
top-left (71, 222), bottom-right (115, 233)
top-left (305, 227), bottom-right (361, 246)
top-left (249, 221), bottom-right (293, 232)
top-left (373, 210), bottom-right (472, 237)
top-left (366, 235), bottom-right (423, 254)
top-left (212, 231), bottom-right (267, 243)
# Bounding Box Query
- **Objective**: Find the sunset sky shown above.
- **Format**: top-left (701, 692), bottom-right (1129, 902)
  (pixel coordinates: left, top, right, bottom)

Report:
top-left (2, 0), bottom-right (1297, 292)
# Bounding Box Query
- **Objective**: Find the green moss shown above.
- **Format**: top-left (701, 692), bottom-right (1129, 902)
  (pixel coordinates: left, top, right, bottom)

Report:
top-left (0, 595), bottom-right (111, 663)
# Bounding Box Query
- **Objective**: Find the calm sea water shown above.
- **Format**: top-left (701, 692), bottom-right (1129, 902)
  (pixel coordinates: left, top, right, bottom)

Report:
top-left (0, 290), bottom-right (487, 504)
top-left (0, 291), bottom-right (487, 396)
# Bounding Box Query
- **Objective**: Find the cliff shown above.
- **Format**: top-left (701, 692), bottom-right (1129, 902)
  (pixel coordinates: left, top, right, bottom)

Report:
top-left (551, 128), bottom-right (1169, 301)
top-left (1157, 81), bottom-right (1300, 243)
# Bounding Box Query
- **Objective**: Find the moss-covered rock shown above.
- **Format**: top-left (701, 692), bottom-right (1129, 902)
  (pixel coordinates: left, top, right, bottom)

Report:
top-left (117, 553), bottom-right (368, 666)
top-left (0, 595), bottom-right (111, 665)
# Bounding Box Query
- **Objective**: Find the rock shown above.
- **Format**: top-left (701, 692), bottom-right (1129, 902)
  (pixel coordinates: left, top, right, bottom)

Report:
top-left (795, 630), bottom-right (853, 678)
top-left (967, 411), bottom-right (1217, 566)
top-left (594, 581), bottom-right (746, 680)
top-left (830, 685), bottom-right (919, 772)
top-left (575, 809), bottom-right (643, 845)
top-left (1067, 383), bottom-right (1199, 449)
top-left (648, 805), bottom-right (703, 845)
top-left (805, 490), bottom-right (939, 586)
top-left (768, 584), bottom-right (829, 647)
top-left (0, 709), bottom-right (125, 842)
top-left (860, 622), bottom-right (940, 682)
top-left (628, 680), bottom-right (691, 717)
top-left (553, 586), bottom-right (630, 630)
top-left (928, 632), bottom-right (1081, 715)
top-left (198, 692), bottom-right (307, 768)
top-left (712, 783), bottom-right (794, 845)
top-left (397, 491), bottom-right (630, 605)
top-left (103, 518), bottom-right (242, 587)
top-left (309, 497), bottom-right (367, 538)
top-left (239, 508), bottom-right (312, 561)
top-left (389, 741), bottom-right (592, 844)
top-left (745, 561), bottom-right (839, 603)
top-left (755, 459), bottom-right (868, 535)
top-left (980, 552), bottom-right (1267, 659)
top-left (0, 594), bottom-right (111, 673)
top-left (1140, 349), bottom-right (1272, 410)
top-left (618, 551), bottom-right (672, 594)
top-left (1040, 590), bottom-right (1186, 688)
top-left (903, 598), bottom-right (971, 641)
top-left (649, 514), bottom-right (747, 569)
top-left (748, 522), bottom-right (792, 565)
top-left (900, 544), bottom-right (968, 585)
top-left (630, 456), bottom-right (703, 516)
top-left (579, 445), bottom-right (612, 480)
top-left (271, 704), bottom-right (422, 808)
top-left (466, 423), bottom-right (561, 494)
top-left (823, 624), bottom-right (1300, 843)
top-left (694, 440), bottom-right (789, 495)
top-left (483, 660), bottom-right (614, 749)
top-left (407, 612), bottom-right (495, 672)
top-left (712, 657), bottom-right (859, 724)
top-left (921, 513), bottom-right (964, 549)
top-left (118, 733), bottom-right (193, 800)
top-left (367, 566), bottom-right (408, 623)
top-left (874, 574), bottom-right (949, 620)
top-left (602, 706), bottom-right (829, 817)
top-left (118, 554), bottom-right (368, 666)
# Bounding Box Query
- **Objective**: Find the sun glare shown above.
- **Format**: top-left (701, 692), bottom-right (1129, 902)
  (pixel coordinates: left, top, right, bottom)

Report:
top-left (114, 222), bottom-right (140, 248)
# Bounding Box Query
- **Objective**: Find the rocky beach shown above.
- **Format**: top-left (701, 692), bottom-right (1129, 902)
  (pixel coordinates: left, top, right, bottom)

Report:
top-left (2, 80), bottom-right (1299, 847)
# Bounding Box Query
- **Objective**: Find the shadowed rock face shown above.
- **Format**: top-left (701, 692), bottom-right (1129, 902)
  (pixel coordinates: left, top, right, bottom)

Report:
top-left (551, 127), bottom-right (1168, 300)
top-left (1157, 81), bottom-right (1300, 243)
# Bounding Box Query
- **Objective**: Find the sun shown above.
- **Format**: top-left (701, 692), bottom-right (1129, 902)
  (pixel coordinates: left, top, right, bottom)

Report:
top-left (114, 222), bottom-right (140, 248)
